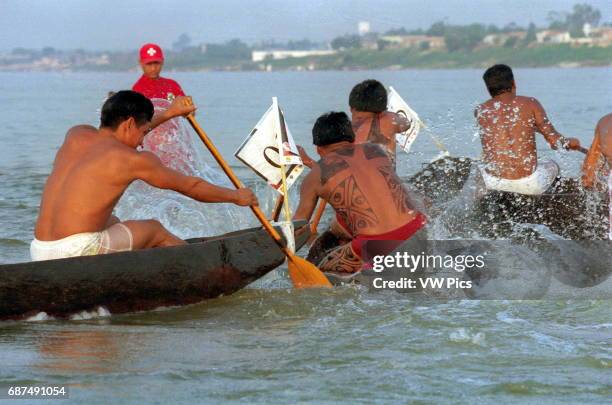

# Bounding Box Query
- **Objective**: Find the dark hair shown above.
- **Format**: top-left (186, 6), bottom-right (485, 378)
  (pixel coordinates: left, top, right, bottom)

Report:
top-left (312, 112), bottom-right (355, 146)
top-left (349, 79), bottom-right (387, 113)
top-left (483, 64), bottom-right (514, 97)
top-left (100, 90), bottom-right (154, 129)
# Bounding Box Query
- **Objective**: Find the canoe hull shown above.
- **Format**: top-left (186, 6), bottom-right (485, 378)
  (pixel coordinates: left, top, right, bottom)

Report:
top-left (407, 156), bottom-right (609, 239)
top-left (0, 222), bottom-right (309, 320)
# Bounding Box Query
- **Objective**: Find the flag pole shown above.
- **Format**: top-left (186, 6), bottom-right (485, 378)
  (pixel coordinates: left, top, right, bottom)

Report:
top-left (183, 101), bottom-right (331, 288)
top-left (272, 97), bottom-right (296, 252)
top-left (271, 195), bottom-right (284, 221)
top-left (310, 199), bottom-right (327, 234)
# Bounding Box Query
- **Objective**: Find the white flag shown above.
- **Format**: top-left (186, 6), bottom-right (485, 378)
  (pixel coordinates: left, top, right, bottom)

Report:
top-left (235, 99), bottom-right (304, 195)
top-left (387, 86), bottom-right (422, 153)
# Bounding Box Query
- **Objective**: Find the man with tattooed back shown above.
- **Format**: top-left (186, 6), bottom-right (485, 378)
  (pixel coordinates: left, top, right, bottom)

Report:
top-left (350, 79), bottom-right (410, 169)
top-left (294, 112), bottom-right (427, 274)
top-left (298, 80), bottom-right (409, 171)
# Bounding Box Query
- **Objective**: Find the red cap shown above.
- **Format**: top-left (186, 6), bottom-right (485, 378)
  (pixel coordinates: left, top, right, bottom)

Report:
top-left (139, 43), bottom-right (164, 63)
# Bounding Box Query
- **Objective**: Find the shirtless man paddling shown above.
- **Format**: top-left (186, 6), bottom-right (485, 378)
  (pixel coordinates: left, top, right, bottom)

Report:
top-left (582, 113), bottom-right (612, 188)
top-left (31, 91), bottom-right (257, 261)
top-left (476, 64), bottom-right (581, 195)
top-left (298, 79), bottom-right (410, 171)
top-left (349, 79), bottom-right (410, 169)
top-left (581, 113), bottom-right (612, 240)
top-left (294, 112), bottom-right (426, 274)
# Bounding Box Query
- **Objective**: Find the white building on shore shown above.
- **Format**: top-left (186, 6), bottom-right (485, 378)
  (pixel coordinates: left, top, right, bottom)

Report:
top-left (536, 30), bottom-right (571, 44)
top-left (252, 49), bottom-right (336, 62)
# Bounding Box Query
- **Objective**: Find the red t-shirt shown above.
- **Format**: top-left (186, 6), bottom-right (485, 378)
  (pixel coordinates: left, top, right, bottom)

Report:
top-left (132, 75), bottom-right (185, 100)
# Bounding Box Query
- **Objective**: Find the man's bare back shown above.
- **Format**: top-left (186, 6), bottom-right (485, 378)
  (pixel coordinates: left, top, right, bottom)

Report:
top-left (36, 125), bottom-right (137, 240)
top-left (295, 112), bottom-right (426, 274)
top-left (582, 113), bottom-right (612, 188)
top-left (598, 114), bottom-right (612, 163)
top-left (476, 94), bottom-right (571, 179)
top-left (352, 110), bottom-right (409, 167)
top-left (32, 91), bottom-right (256, 261)
top-left (298, 142), bottom-right (417, 236)
top-left (298, 80), bottom-right (409, 171)
top-left (477, 64), bottom-right (580, 182)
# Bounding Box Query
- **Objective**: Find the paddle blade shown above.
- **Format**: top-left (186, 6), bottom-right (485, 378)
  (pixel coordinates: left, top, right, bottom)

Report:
top-left (288, 255), bottom-right (332, 288)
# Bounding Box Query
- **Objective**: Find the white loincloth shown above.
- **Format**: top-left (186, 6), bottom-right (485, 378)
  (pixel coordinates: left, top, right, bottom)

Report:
top-left (480, 159), bottom-right (559, 196)
top-left (30, 223), bottom-right (133, 261)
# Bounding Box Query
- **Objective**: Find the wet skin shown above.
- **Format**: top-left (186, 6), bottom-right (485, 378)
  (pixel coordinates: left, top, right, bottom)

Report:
top-left (35, 96), bottom-right (257, 250)
top-left (294, 142), bottom-right (421, 272)
top-left (297, 110), bottom-right (409, 170)
top-left (476, 85), bottom-right (580, 180)
top-left (582, 113), bottom-right (612, 188)
top-left (351, 109), bottom-right (410, 168)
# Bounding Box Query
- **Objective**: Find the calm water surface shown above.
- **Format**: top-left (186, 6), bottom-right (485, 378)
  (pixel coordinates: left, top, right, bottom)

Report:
top-left (0, 69), bottom-right (610, 403)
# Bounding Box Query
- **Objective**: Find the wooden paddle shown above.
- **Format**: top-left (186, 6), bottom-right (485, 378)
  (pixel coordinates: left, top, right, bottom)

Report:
top-left (183, 110), bottom-right (331, 288)
top-left (310, 199), bottom-right (327, 234)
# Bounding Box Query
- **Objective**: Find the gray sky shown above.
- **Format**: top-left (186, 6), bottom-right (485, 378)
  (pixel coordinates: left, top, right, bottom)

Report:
top-left (0, 0), bottom-right (610, 51)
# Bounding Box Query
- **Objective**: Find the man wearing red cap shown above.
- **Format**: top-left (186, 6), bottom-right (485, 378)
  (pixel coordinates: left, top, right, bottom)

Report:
top-left (132, 43), bottom-right (185, 100)
top-left (132, 43), bottom-right (192, 173)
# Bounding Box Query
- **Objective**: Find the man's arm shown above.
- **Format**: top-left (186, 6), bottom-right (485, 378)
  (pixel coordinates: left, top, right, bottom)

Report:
top-left (149, 96), bottom-right (196, 130)
top-left (131, 151), bottom-right (257, 206)
top-left (532, 98), bottom-right (580, 151)
top-left (581, 131), bottom-right (602, 189)
top-left (390, 112), bottom-right (411, 133)
top-left (297, 145), bottom-right (316, 169)
top-left (293, 168), bottom-right (322, 221)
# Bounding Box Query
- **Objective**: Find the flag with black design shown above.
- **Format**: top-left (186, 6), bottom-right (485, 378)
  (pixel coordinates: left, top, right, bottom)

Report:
top-left (235, 98), bottom-right (304, 195)
top-left (387, 86), bottom-right (422, 153)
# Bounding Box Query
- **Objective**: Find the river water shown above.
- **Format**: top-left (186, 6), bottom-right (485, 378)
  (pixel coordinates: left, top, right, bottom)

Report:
top-left (0, 68), bottom-right (610, 403)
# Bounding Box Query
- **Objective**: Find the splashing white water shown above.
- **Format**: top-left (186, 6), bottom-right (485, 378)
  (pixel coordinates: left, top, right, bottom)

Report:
top-left (70, 306), bottom-right (111, 320)
top-left (115, 99), bottom-right (259, 238)
top-left (25, 312), bottom-right (55, 322)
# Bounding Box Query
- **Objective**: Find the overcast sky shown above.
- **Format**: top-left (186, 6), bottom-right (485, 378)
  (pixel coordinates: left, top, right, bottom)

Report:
top-left (0, 0), bottom-right (610, 51)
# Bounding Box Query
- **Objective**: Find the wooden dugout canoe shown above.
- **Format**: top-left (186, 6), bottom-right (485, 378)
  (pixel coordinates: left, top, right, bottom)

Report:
top-left (0, 221), bottom-right (310, 320)
top-left (406, 156), bottom-right (609, 240)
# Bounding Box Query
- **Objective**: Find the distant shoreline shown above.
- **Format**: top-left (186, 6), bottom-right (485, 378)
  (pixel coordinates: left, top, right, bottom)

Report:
top-left (1, 44), bottom-right (611, 73)
top-left (259, 45), bottom-right (612, 72)
top-left (1, 63), bottom-right (609, 73)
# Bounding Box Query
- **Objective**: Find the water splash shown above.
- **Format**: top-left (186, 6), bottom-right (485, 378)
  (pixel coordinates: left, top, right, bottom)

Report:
top-left (70, 306), bottom-right (111, 320)
top-left (115, 99), bottom-right (285, 238)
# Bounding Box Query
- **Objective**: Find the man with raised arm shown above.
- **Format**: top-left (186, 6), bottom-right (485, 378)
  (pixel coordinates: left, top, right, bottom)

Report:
top-left (349, 80), bottom-right (410, 168)
top-left (349, 79), bottom-right (411, 169)
top-left (31, 91), bottom-right (257, 261)
top-left (475, 64), bottom-right (581, 195)
top-left (294, 112), bottom-right (426, 274)
top-left (582, 113), bottom-right (612, 188)
top-left (298, 79), bottom-right (410, 171)
top-left (581, 113), bottom-right (612, 239)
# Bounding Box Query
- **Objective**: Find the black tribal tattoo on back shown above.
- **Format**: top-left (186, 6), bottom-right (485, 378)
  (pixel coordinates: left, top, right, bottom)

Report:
top-left (363, 143), bottom-right (388, 160)
top-left (377, 165), bottom-right (413, 214)
top-left (318, 243), bottom-right (362, 273)
top-left (319, 157), bottom-right (349, 185)
top-left (330, 175), bottom-right (378, 235)
top-left (367, 114), bottom-right (386, 145)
